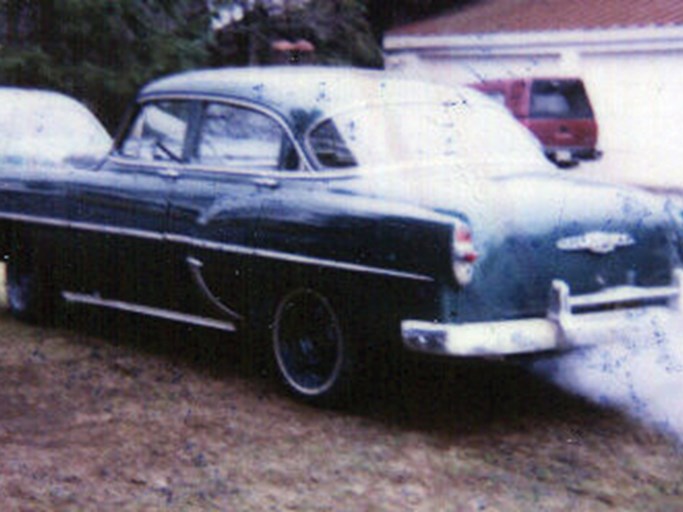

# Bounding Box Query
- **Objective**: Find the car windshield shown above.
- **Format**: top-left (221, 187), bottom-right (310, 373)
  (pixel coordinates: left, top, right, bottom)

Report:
top-left (308, 101), bottom-right (550, 176)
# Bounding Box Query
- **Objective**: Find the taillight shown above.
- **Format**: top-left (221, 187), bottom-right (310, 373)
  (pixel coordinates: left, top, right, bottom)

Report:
top-left (452, 221), bottom-right (478, 286)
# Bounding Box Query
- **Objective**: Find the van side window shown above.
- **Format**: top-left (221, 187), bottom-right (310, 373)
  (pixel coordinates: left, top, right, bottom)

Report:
top-left (530, 80), bottom-right (594, 119)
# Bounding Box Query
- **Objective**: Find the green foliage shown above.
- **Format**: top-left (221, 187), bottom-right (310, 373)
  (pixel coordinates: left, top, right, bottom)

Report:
top-left (208, 0), bottom-right (383, 68)
top-left (0, 0), bottom-right (385, 129)
top-left (286, 0), bottom-right (383, 68)
top-left (0, 0), bottom-right (211, 130)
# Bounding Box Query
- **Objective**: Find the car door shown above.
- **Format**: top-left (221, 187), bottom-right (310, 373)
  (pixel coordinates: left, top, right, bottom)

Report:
top-left (65, 99), bottom-right (196, 309)
top-left (164, 99), bottom-right (303, 326)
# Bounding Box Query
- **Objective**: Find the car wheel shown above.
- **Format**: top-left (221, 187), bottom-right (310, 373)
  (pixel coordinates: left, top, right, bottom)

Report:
top-left (272, 288), bottom-right (354, 406)
top-left (6, 249), bottom-right (56, 324)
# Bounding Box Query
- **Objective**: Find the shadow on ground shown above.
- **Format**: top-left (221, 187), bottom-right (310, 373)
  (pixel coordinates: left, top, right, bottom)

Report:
top-left (56, 304), bottom-right (609, 438)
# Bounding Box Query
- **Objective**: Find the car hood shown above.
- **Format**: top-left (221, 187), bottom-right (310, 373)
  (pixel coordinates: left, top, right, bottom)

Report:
top-left (333, 165), bottom-right (682, 322)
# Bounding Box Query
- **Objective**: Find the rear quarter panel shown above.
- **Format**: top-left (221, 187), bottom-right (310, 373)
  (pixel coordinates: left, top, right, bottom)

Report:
top-left (240, 177), bottom-right (460, 324)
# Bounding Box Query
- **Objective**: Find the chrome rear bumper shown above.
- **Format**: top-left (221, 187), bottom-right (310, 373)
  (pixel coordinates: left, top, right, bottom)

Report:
top-left (402, 269), bottom-right (683, 357)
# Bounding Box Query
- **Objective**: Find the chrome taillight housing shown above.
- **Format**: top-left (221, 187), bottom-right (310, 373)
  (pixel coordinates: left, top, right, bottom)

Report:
top-left (452, 221), bottom-right (478, 286)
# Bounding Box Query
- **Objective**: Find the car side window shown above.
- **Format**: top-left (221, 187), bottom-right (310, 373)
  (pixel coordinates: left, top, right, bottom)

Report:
top-left (119, 100), bottom-right (192, 162)
top-left (308, 119), bottom-right (357, 169)
top-left (193, 102), bottom-right (298, 171)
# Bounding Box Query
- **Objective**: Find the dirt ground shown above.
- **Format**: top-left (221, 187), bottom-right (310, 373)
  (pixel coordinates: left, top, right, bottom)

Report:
top-left (1, 292), bottom-right (683, 510)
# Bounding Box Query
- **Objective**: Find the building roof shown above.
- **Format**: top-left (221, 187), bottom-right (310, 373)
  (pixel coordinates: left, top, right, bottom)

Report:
top-left (388, 0), bottom-right (683, 36)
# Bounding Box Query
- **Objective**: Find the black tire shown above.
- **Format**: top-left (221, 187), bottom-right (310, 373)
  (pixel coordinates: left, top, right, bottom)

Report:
top-left (272, 288), bottom-right (355, 407)
top-left (6, 248), bottom-right (56, 324)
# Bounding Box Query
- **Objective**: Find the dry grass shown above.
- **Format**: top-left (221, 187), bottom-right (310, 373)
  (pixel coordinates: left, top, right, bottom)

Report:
top-left (0, 276), bottom-right (681, 510)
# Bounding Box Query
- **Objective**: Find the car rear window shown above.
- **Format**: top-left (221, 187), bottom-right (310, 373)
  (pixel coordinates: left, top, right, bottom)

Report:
top-left (307, 101), bottom-right (549, 175)
top-left (530, 80), bottom-right (594, 119)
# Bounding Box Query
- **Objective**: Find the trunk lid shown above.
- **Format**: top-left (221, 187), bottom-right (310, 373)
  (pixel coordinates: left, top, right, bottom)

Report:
top-left (335, 168), bottom-right (681, 323)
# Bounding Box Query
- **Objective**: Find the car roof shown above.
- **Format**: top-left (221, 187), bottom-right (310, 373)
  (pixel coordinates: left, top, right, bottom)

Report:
top-left (0, 87), bottom-right (111, 160)
top-left (0, 86), bottom-right (96, 112)
top-left (140, 66), bottom-right (480, 131)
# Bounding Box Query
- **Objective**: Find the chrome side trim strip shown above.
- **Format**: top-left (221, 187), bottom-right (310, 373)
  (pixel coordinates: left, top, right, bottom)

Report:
top-left (256, 247), bottom-right (433, 282)
top-left (70, 220), bottom-right (165, 242)
top-left (62, 291), bottom-right (237, 332)
top-left (0, 211), bottom-right (434, 283)
top-left (168, 234), bottom-right (434, 283)
top-left (0, 212), bottom-right (70, 229)
top-left (186, 256), bottom-right (243, 320)
top-left (0, 212), bottom-right (165, 242)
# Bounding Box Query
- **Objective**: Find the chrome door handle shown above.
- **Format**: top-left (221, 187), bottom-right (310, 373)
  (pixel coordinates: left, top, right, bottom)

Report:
top-left (159, 168), bottom-right (180, 179)
top-left (253, 177), bottom-right (280, 189)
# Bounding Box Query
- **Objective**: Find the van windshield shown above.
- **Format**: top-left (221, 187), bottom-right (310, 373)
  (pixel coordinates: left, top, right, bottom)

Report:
top-left (530, 80), bottom-right (594, 119)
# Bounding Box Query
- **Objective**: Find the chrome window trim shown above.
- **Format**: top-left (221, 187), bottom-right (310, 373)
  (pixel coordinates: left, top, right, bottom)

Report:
top-left (107, 151), bottom-right (363, 182)
top-left (0, 212), bottom-right (434, 283)
top-left (107, 154), bottom-right (184, 173)
top-left (114, 93), bottom-right (315, 173)
top-left (108, 156), bottom-right (330, 181)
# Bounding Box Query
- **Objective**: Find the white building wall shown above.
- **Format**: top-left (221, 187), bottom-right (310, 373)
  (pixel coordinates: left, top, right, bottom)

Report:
top-left (581, 52), bottom-right (683, 164)
top-left (385, 27), bottom-right (683, 189)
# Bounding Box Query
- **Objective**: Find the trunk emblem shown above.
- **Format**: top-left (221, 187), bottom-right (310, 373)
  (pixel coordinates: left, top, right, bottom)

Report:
top-left (556, 231), bottom-right (635, 254)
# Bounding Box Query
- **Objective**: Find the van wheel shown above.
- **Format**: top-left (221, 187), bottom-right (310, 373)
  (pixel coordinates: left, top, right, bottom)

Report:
top-left (272, 288), bottom-right (355, 407)
top-left (6, 249), bottom-right (56, 324)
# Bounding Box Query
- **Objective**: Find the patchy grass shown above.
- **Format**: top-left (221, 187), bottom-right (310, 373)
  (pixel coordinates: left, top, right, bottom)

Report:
top-left (0, 285), bottom-right (681, 510)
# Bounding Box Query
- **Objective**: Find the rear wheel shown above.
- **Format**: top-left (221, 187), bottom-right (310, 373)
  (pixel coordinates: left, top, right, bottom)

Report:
top-left (272, 288), bottom-right (355, 407)
top-left (6, 248), bottom-right (57, 324)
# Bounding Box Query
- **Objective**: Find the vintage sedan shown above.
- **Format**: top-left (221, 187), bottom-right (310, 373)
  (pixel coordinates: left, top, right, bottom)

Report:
top-left (0, 87), bottom-right (111, 166)
top-left (0, 67), bottom-right (682, 405)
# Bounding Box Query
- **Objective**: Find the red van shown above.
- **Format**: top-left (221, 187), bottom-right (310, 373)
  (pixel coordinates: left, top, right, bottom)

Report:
top-left (471, 77), bottom-right (600, 165)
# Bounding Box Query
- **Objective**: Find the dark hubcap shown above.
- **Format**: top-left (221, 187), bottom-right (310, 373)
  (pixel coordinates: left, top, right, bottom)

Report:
top-left (275, 290), bottom-right (342, 395)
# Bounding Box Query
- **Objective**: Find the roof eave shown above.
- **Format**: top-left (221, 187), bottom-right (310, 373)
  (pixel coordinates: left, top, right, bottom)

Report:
top-left (384, 24), bottom-right (683, 54)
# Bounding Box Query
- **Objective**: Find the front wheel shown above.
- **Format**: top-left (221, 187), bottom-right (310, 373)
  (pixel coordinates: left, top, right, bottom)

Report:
top-left (272, 288), bottom-right (355, 407)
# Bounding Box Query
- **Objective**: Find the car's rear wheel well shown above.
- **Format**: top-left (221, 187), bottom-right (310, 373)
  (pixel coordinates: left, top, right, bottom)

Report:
top-left (243, 263), bottom-right (410, 406)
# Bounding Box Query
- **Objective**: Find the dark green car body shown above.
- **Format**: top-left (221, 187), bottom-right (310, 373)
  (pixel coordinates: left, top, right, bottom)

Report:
top-left (1, 67), bottom-right (681, 404)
